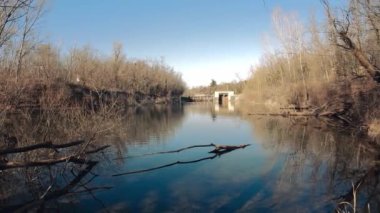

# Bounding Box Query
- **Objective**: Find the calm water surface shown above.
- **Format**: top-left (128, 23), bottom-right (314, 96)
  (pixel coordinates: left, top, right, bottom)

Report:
top-left (96, 104), bottom-right (279, 212)
top-left (2, 103), bottom-right (380, 212)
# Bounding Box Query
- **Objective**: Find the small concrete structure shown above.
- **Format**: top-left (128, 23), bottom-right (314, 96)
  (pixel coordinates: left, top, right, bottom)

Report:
top-left (214, 91), bottom-right (235, 105)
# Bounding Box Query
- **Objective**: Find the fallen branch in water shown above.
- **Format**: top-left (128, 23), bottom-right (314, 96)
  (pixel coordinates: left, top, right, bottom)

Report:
top-left (0, 145), bottom-right (110, 170)
top-left (0, 156), bottom-right (90, 170)
top-left (210, 144), bottom-right (250, 153)
top-left (114, 143), bottom-right (217, 160)
top-left (113, 144), bottom-right (250, 176)
top-left (113, 155), bottom-right (217, 176)
top-left (248, 101), bottom-right (357, 127)
top-left (85, 145), bottom-right (110, 154)
top-left (0, 140), bottom-right (85, 155)
top-left (114, 143), bottom-right (250, 160)
top-left (149, 144), bottom-right (217, 155)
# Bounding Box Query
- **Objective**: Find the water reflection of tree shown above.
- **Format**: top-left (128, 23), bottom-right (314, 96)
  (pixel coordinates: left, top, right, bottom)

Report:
top-left (0, 161), bottom-right (110, 212)
top-left (0, 148), bottom-right (113, 212)
top-left (122, 105), bottom-right (184, 144)
top-left (245, 116), bottom-right (380, 212)
top-left (110, 105), bottom-right (185, 159)
top-left (0, 105), bottom-right (185, 211)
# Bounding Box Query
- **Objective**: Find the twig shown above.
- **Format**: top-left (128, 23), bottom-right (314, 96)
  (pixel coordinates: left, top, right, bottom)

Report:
top-left (0, 156), bottom-right (89, 170)
top-left (113, 143), bottom-right (217, 160)
top-left (113, 155), bottom-right (217, 176)
top-left (209, 144), bottom-right (250, 153)
top-left (71, 186), bottom-right (113, 194)
top-left (0, 145), bottom-right (109, 170)
top-left (85, 145), bottom-right (110, 154)
top-left (76, 134), bottom-right (97, 156)
top-left (113, 144), bottom-right (250, 176)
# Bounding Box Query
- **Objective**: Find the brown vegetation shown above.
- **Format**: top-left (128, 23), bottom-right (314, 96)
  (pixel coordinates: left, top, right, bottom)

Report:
top-left (242, 0), bottom-right (380, 132)
top-left (184, 79), bottom-right (245, 96)
top-left (0, 1), bottom-right (186, 210)
top-left (0, 103), bottom-right (185, 210)
top-left (0, 44), bottom-right (185, 110)
top-left (0, 1), bottom-right (185, 112)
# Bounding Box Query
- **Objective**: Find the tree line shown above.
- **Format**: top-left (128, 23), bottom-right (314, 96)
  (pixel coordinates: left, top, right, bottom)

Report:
top-left (184, 79), bottom-right (245, 96)
top-left (0, 0), bottom-right (185, 110)
top-left (243, 0), bottom-right (380, 126)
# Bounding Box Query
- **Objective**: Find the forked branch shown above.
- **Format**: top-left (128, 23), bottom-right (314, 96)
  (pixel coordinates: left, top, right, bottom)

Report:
top-left (113, 144), bottom-right (250, 176)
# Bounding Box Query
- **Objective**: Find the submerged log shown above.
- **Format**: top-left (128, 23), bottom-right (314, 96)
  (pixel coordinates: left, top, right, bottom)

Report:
top-left (0, 140), bottom-right (85, 155)
top-left (0, 139), bottom-right (110, 170)
top-left (209, 144), bottom-right (250, 154)
top-left (113, 143), bottom-right (250, 176)
top-left (0, 144), bottom-right (109, 170)
top-left (115, 143), bottom-right (250, 160)
top-left (248, 99), bottom-right (356, 127)
top-left (0, 156), bottom-right (89, 170)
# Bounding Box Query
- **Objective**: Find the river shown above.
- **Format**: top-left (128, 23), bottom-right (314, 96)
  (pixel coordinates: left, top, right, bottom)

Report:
top-left (1, 103), bottom-right (379, 212)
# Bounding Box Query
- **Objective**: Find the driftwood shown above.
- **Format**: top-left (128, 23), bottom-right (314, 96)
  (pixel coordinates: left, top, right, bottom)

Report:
top-left (115, 143), bottom-right (250, 160)
top-left (113, 155), bottom-right (217, 176)
top-left (113, 143), bottom-right (250, 176)
top-left (0, 140), bottom-right (85, 155)
top-left (85, 145), bottom-right (110, 154)
top-left (0, 138), bottom-right (110, 170)
top-left (209, 144), bottom-right (250, 153)
top-left (248, 101), bottom-right (356, 127)
top-left (0, 156), bottom-right (89, 170)
top-left (0, 145), bottom-right (109, 170)
top-left (137, 144), bottom-right (216, 156)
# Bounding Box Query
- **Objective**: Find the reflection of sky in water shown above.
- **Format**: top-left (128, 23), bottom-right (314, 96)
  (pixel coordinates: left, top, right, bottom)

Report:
top-left (69, 104), bottom-right (375, 212)
top-left (76, 104), bottom-right (278, 212)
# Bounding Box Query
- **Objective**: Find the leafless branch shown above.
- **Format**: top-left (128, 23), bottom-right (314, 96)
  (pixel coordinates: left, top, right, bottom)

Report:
top-left (0, 140), bottom-right (85, 155)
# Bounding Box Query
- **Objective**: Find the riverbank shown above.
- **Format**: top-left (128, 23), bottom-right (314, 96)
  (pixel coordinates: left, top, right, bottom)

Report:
top-left (241, 1), bottom-right (380, 135)
top-left (0, 78), bottom-right (182, 112)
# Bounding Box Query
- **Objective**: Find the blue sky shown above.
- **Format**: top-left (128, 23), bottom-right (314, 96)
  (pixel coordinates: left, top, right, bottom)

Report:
top-left (40, 0), bottom-right (329, 87)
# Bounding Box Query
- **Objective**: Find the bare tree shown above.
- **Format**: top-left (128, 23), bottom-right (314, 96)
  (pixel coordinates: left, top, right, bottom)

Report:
top-left (321, 0), bottom-right (380, 82)
top-left (111, 42), bottom-right (124, 88)
top-left (15, 0), bottom-right (45, 80)
top-left (0, 0), bottom-right (33, 49)
top-left (272, 8), bottom-right (308, 103)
